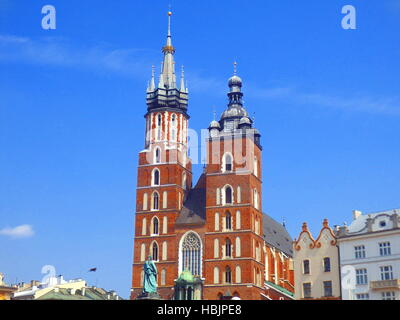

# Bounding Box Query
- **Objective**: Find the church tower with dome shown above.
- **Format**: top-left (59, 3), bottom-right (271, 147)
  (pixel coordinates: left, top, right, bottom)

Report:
top-left (131, 12), bottom-right (294, 301)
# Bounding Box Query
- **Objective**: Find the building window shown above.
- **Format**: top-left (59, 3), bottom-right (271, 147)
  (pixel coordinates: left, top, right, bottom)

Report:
top-left (161, 269), bottom-right (166, 286)
top-left (181, 232), bottom-right (202, 276)
top-left (151, 242), bottom-right (159, 261)
top-left (323, 257), bottom-right (331, 272)
top-left (235, 266), bottom-right (241, 283)
top-left (157, 114), bottom-right (162, 141)
top-left (142, 218), bottom-right (147, 236)
top-left (303, 283), bottom-right (312, 299)
top-left (223, 153), bottom-right (233, 172)
top-left (162, 216), bottom-right (168, 234)
top-left (171, 114), bottom-right (177, 141)
top-left (379, 242), bottom-right (391, 256)
top-left (151, 217), bottom-right (159, 235)
top-left (356, 269), bottom-right (368, 285)
top-left (225, 238), bottom-right (232, 258)
top-left (162, 241), bottom-right (167, 261)
top-left (237, 186), bottom-right (241, 203)
top-left (225, 267), bottom-right (232, 284)
top-left (152, 168), bottom-right (160, 186)
top-left (143, 193), bottom-right (148, 211)
top-left (140, 243), bottom-right (146, 262)
top-left (154, 147), bottom-right (161, 164)
top-left (354, 245), bottom-right (366, 259)
top-left (323, 281), bottom-right (333, 297)
top-left (303, 260), bottom-right (310, 274)
top-left (356, 293), bottom-right (369, 300)
top-left (235, 237), bottom-right (241, 257)
top-left (236, 211), bottom-right (241, 230)
top-left (380, 266), bottom-right (394, 281)
top-left (225, 186), bottom-right (233, 204)
top-left (253, 157), bottom-right (258, 177)
top-left (214, 267), bottom-right (219, 284)
top-left (215, 212), bottom-right (220, 231)
top-left (216, 188), bottom-right (221, 205)
top-left (382, 292), bottom-right (396, 300)
top-left (225, 212), bottom-right (232, 230)
top-left (162, 191), bottom-right (168, 209)
top-left (253, 189), bottom-right (259, 210)
top-left (152, 192), bottom-right (159, 210)
top-left (214, 238), bottom-right (219, 258)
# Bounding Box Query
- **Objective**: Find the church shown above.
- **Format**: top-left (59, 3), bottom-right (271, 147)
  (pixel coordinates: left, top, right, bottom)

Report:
top-left (130, 12), bottom-right (294, 300)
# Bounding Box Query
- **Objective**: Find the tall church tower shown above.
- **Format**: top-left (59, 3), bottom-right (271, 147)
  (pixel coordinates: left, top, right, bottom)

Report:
top-left (203, 67), bottom-right (265, 300)
top-left (131, 12), bottom-right (192, 299)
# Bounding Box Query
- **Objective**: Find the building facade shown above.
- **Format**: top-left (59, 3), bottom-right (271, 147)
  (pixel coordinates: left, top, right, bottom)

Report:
top-left (293, 220), bottom-right (341, 300)
top-left (130, 12), bottom-right (294, 300)
top-left (337, 209), bottom-right (400, 300)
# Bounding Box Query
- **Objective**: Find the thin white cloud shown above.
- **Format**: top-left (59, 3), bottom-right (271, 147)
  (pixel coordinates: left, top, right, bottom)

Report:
top-left (247, 85), bottom-right (400, 116)
top-left (0, 224), bottom-right (35, 239)
top-left (0, 34), bottom-right (153, 78)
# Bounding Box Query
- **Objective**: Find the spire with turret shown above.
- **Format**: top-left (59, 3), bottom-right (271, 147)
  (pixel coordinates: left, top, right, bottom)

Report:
top-left (146, 11), bottom-right (188, 115)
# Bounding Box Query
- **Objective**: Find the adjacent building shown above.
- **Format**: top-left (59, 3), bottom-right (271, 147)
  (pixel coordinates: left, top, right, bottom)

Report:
top-left (337, 209), bottom-right (400, 300)
top-left (130, 12), bottom-right (294, 300)
top-left (0, 273), bottom-right (17, 300)
top-left (12, 275), bottom-right (122, 300)
top-left (293, 220), bottom-right (341, 300)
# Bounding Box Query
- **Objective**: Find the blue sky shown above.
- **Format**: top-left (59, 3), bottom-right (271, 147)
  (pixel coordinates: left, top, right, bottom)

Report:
top-left (1, 0), bottom-right (399, 298)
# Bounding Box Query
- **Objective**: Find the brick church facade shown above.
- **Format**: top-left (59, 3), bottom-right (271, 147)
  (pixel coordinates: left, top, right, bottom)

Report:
top-left (130, 12), bottom-right (294, 300)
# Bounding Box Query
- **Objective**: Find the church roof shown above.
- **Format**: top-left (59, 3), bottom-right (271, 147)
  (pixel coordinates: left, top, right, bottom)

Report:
top-left (262, 214), bottom-right (293, 257)
top-left (175, 174), bottom-right (206, 226)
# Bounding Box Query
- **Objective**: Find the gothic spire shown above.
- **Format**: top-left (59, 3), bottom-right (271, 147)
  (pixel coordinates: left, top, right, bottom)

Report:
top-left (160, 11), bottom-right (176, 89)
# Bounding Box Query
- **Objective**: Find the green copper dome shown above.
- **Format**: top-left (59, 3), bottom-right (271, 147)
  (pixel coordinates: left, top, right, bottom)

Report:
top-left (178, 270), bottom-right (194, 283)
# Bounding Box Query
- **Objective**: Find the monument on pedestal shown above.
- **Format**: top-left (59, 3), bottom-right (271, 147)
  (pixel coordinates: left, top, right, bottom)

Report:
top-left (136, 255), bottom-right (161, 300)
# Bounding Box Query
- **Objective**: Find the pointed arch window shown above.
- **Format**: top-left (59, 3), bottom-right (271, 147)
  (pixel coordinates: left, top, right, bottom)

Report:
top-left (214, 238), bottom-right (219, 258)
top-left (223, 153), bottom-right (233, 172)
top-left (157, 114), bottom-right (162, 141)
top-left (235, 266), bottom-right (241, 283)
top-left (214, 267), bottom-right (220, 284)
top-left (215, 212), bottom-right (220, 231)
top-left (143, 193), bottom-right (148, 211)
top-left (151, 216), bottom-right (159, 235)
top-left (225, 266), bottom-right (232, 283)
top-left (140, 243), bottom-right (146, 262)
top-left (181, 232), bottom-right (202, 276)
top-left (236, 210), bottom-right (241, 230)
top-left (171, 113), bottom-right (177, 141)
top-left (151, 242), bottom-right (159, 261)
top-left (161, 269), bottom-right (166, 286)
top-left (235, 237), bottom-right (241, 257)
top-left (225, 186), bottom-right (233, 205)
top-left (154, 147), bottom-right (161, 164)
top-left (162, 241), bottom-right (168, 260)
top-left (152, 192), bottom-right (159, 211)
top-left (152, 169), bottom-right (160, 186)
top-left (225, 238), bottom-right (232, 258)
top-left (225, 212), bottom-right (232, 231)
top-left (142, 217), bottom-right (147, 236)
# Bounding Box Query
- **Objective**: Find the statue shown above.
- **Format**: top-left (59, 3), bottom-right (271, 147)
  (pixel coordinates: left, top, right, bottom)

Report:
top-left (139, 255), bottom-right (160, 299)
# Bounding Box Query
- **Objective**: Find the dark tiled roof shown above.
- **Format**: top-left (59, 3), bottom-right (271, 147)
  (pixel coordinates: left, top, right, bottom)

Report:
top-left (175, 174), bottom-right (206, 226)
top-left (262, 214), bottom-right (293, 257)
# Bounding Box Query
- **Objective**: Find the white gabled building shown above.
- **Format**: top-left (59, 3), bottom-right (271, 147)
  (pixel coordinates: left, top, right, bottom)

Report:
top-left (336, 209), bottom-right (400, 300)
